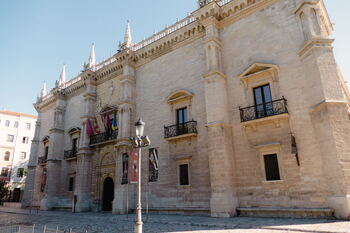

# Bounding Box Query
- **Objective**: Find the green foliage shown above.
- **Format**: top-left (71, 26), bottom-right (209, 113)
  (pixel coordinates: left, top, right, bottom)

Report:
top-left (0, 180), bottom-right (9, 202)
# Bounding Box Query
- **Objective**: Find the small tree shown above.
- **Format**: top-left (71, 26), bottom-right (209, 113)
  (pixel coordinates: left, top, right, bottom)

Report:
top-left (0, 180), bottom-right (9, 204)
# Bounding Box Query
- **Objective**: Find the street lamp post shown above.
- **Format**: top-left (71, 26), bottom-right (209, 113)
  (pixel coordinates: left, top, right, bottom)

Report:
top-left (130, 118), bottom-right (150, 233)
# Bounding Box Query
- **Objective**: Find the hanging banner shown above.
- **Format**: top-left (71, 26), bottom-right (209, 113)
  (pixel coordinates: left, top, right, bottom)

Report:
top-left (130, 150), bottom-right (138, 184)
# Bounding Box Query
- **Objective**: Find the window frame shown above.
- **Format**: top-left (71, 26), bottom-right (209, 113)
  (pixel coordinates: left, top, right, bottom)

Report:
top-left (263, 154), bottom-right (281, 181)
top-left (6, 134), bottom-right (14, 142)
top-left (25, 123), bottom-right (31, 130)
top-left (68, 176), bottom-right (75, 192)
top-left (5, 120), bottom-right (10, 127)
top-left (14, 121), bottom-right (19, 128)
top-left (255, 143), bottom-right (283, 183)
top-left (4, 151), bottom-right (10, 161)
top-left (20, 152), bottom-right (26, 160)
top-left (175, 156), bottom-right (191, 187)
top-left (17, 168), bottom-right (25, 178)
top-left (1, 167), bottom-right (9, 177)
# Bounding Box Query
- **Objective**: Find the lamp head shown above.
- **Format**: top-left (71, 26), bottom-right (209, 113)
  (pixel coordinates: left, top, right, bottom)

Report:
top-left (135, 118), bottom-right (145, 137)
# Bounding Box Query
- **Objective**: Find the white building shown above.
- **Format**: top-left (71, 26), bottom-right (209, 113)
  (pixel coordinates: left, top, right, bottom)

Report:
top-left (0, 110), bottom-right (37, 202)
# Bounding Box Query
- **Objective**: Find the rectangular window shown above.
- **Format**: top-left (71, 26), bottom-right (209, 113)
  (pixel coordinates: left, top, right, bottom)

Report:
top-left (5, 120), bottom-right (10, 127)
top-left (6, 134), bottom-right (14, 142)
top-left (20, 152), bottom-right (26, 160)
top-left (44, 146), bottom-right (49, 159)
top-left (68, 177), bottom-right (75, 192)
top-left (14, 121), bottom-right (19, 128)
top-left (149, 148), bottom-right (159, 182)
top-left (1, 167), bottom-right (9, 177)
top-left (264, 154), bottom-right (281, 181)
top-left (72, 138), bottom-right (78, 155)
top-left (121, 153), bottom-right (129, 185)
top-left (25, 123), bottom-right (31, 130)
top-left (176, 107), bottom-right (188, 125)
top-left (22, 137), bottom-right (29, 144)
top-left (179, 164), bottom-right (189, 186)
top-left (254, 84), bottom-right (273, 118)
top-left (17, 168), bottom-right (24, 178)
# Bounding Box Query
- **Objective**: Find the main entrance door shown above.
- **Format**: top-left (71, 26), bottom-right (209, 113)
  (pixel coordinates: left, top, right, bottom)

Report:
top-left (102, 177), bottom-right (114, 211)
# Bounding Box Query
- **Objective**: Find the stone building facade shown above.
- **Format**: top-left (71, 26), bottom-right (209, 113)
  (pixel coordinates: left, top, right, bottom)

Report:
top-left (23, 0), bottom-right (350, 219)
top-left (0, 110), bottom-right (37, 202)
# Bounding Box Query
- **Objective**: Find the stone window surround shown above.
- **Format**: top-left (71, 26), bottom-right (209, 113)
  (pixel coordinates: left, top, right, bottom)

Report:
top-left (166, 89), bottom-right (194, 124)
top-left (239, 63), bottom-right (280, 107)
top-left (42, 136), bottom-right (50, 157)
top-left (175, 155), bottom-right (192, 187)
top-left (68, 127), bottom-right (81, 149)
top-left (255, 142), bottom-right (284, 184)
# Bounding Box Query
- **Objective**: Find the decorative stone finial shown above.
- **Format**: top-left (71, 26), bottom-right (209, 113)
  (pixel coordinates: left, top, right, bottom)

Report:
top-left (58, 64), bottom-right (66, 87)
top-left (87, 43), bottom-right (96, 69)
top-left (40, 82), bottom-right (47, 97)
top-left (119, 20), bottom-right (133, 50)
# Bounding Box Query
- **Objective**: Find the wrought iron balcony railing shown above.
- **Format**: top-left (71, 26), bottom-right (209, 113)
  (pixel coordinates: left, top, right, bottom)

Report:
top-left (164, 121), bottom-right (197, 139)
top-left (89, 130), bottom-right (118, 145)
top-left (239, 98), bottom-right (288, 122)
top-left (38, 156), bottom-right (47, 165)
top-left (64, 149), bottom-right (77, 160)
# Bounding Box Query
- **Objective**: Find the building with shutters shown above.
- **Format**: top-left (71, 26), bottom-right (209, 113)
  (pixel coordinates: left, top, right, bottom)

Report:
top-left (23, 0), bottom-right (350, 219)
top-left (0, 110), bottom-right (37, 202)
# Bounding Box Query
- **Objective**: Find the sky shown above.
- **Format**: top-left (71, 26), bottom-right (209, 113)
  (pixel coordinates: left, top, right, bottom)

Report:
top-left (0, 0), bottom-right (349, 115)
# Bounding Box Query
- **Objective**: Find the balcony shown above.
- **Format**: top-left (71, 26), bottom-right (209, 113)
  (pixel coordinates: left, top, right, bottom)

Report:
top-left (239, 98), bottom-right (288, 125)
top-left (164, 121), bottom-right (197, 140)
top-left (38, 156), bottom-right (47, 165)
top-left (64, 150), bottom-right (77, 160)
top-left (90, 130), bottom-right (118, 146)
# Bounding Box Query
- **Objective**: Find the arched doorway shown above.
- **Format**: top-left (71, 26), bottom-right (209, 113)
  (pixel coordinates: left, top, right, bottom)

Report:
top-left (102, 177), bottom-right (114, 211)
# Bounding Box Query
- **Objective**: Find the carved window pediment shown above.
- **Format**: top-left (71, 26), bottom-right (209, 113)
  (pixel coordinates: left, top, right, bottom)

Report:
top-left (166, 89), bottom-right (193, 104)
top-left (99, 105), bottom-right (118, 115)
top-left (239, 63), bottom-right (279, 88)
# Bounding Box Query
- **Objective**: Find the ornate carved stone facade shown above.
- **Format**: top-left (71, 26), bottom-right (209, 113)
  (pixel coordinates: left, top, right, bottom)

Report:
top-left (23, 0), bottom-right (350, 219)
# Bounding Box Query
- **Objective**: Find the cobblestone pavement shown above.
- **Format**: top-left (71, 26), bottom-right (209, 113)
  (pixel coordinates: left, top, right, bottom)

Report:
top-left (0, 207), bottom-right (350, 233)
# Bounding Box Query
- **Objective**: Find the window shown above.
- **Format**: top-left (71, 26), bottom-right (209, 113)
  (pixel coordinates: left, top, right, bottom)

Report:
top-left (44, 146), bottom-right (49, 159)
top-left (4, 152), bottom-right (10, 161)
top-left (6, 134), bottom-right (14, 142)
top-left (179, 164), bottom-right (190, 186)
top-left (176, 107), bottom-right (188, 125)
top-left (5, 120), bottom-right (10, 127)
top-left (72, 138), bottom-right (78, 155)
top-left (14, 121), bottom-right (19, 128)
top-left (22, 137), bottom-right (29, 144)
top-left (68, 177), bottom-right (75, 192)
top-left (254, 84), bottom-right (273, 118)
top-left (1, 167), bottom-right (9, 177)
top-left (121, 153), bottom-right (129, 185)
top-left (149, 148), bottom-right (159, 182)
top-left (20, 152), bottom-right (26, 160)
top-left (264, 154), bottom-right (281, 181)
top-left (25, 123), bottom-right (31, 130)
top-left (17, 168), bottom-right (24, 178)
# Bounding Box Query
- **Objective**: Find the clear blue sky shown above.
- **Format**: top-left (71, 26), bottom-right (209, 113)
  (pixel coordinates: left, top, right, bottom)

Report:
top-left (0, 0), bottom-right (348, 115)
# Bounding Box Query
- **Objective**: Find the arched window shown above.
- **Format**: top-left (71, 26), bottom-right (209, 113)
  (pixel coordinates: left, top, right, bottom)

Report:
top-left (4, 151), bottom-right (10, 161)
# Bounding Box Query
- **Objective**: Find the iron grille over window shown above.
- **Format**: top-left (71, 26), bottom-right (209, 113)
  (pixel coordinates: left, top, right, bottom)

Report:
top-left (149, 148), bottom-right (159, 182)
top-left (121, 153), bottom-right (129, 185)
top-left (64, 150), bottom-right (77, 160)
top-left (90, 130), bottom-right (118, 145)
top-left (239, 98), bottom-right (288, 122)
top-left (164, 121), bottom-right (197, 138)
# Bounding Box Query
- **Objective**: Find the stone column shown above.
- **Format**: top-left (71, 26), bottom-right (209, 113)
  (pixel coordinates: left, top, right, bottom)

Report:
top-left (41, 94), bottom-right (66, 210)
top-left (113, 60), bottom-right (136, 213)
top-left (75, 73), bottom-right (96, 212)
top-left (22, 118), bottom-right (41, 208)
top-left (200, 14), bottom-right (238, 217)
top-left (296, 1), bottom-right (350, 219)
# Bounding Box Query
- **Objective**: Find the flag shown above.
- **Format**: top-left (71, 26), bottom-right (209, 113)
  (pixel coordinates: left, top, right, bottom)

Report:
top-left (100, 114), bottom-right (106, 131)
top-left (112, 111), bottom-right (118, 131)
top-left (86, 119), bottom-right (93, 136)
top-left (130, 150), bottom-right (138, 184)
top-left (94, 118), bottom-right (100, 134)
top-left (96, 114), bottom-right (106, 133)
top-left (105, 114), bottom-right (111, 130)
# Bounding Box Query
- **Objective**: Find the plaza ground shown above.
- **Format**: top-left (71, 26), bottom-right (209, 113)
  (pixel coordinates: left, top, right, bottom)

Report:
top-left (0, 207), bottom-right (349, 233)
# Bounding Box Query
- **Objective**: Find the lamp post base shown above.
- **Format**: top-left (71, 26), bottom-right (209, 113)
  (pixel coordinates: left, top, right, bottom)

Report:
top-left (134, 221), bottom-right (143, 233)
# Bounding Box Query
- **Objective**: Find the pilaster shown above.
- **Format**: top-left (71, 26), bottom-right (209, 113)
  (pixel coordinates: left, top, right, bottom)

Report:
top-left (75, 72), bottom-right (97, 212)
top-left (295, 1), bottom-right (350, 219)
top-left (22, 118), bottom-right (41, 208)
top-left (199, 14), bottom-right (238, 217)
top-left (42, 93), bottom-right (66, 210)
